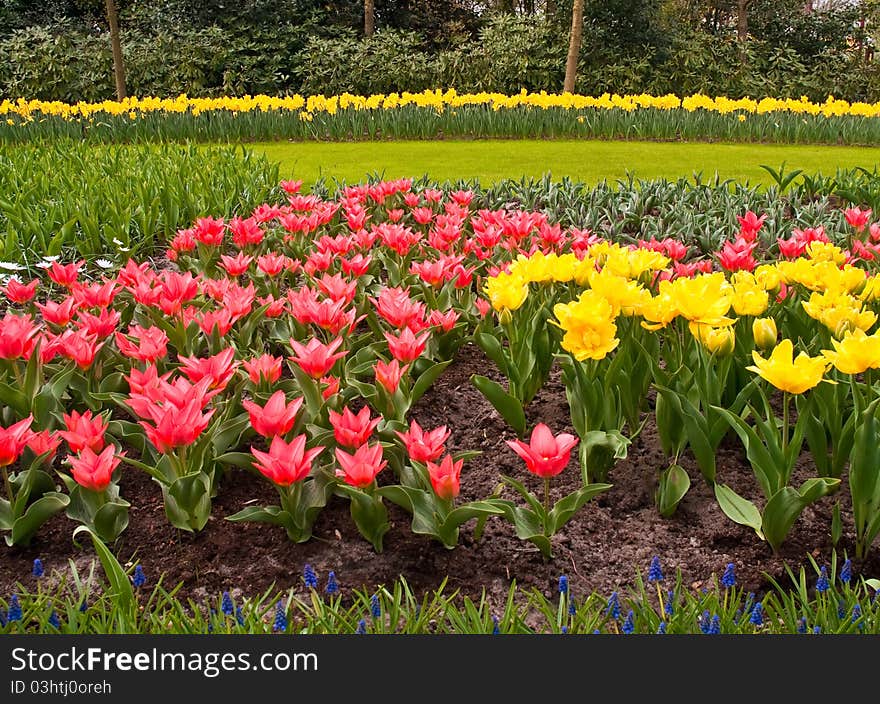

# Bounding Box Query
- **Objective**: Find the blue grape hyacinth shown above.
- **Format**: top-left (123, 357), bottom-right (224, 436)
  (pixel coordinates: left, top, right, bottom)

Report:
top-left (32, 558), bottom-right (44, 578)
top-left (816, 566), bottom-right (830, 593)
top-left (721, 563), bottom-right (736, 589)
top-left (647, 556), bottom-right (663, 583)
top-left (325, 571), bottom-right (339, 595)
top-left (303, 564), bottom-right (318, 589)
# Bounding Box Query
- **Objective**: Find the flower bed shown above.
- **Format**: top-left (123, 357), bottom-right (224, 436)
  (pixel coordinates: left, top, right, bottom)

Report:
top-left (2, 179), bottom-right (880, 624)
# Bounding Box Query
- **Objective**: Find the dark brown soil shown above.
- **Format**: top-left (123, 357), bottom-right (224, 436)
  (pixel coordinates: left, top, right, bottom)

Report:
top-left (2, 343), bottom-right (875, 608)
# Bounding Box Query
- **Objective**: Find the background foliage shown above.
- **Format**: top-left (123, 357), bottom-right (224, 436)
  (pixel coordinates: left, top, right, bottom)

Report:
top-left (0, 0), bottom-right (878, 102)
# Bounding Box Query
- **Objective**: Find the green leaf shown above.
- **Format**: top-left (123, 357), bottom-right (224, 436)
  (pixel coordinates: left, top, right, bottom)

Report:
top-left (656, 385), bottom-right (715, 484)
top-left (714, 483), bottom-right (763, 539)
top-left (92, 501), bottom-right (130, 543)
top-left (214, 452), bottom-right (257, 469)
top-left (7, 492), bottom-right (69, 547)
top-left (409, 359), bottom-right (452, 405)
top-left (657, 464), bottom-right (691, 518)
top-left (579, 430), bottom-right (629, 484)
top-left (762, 478), bottom-right (840, 553)
top-left (470, 374), bottom-right (526, 436)
top-left (163, 473), bottom-right (212, 532)
top-left (337, 485), bottom-right (389, 553)
top-left (547, 483), bottom-right (612, 533)
top-left (713, 406), bottom-right (779, 499)
top-left (485, 498), bottom-right (552, 558)
top-left (473, 331), bottom-right (511, 378)
top-left (73, 526), bottom-right (135, 618)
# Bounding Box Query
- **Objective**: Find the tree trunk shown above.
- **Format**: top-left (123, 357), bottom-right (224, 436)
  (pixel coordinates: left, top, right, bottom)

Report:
top-left (364, 0), bottom-right (375, 37)
top-left (736, 0), bottom-right (749, 42)
top-left (563, 0), bottom-right (584, 94)
top-left (105, 0), bottom-right (126, 100)
top-left (545, 0), bottom-right (557, 17)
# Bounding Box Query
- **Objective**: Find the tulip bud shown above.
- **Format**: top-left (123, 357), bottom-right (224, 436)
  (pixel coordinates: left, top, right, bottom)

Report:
top-left (689, 322), bottom-right (735, 357)
top-left (752, 317), bottom-right (778, 351)
top-left (498, 307), bottom-right (513, 325)
top-left (708, 326), bottom-right (736, 357)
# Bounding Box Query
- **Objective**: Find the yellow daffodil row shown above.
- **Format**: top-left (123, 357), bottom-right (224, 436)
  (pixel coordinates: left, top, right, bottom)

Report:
top-left (2, 89), bottom-right (879, 121)
top-left (485, 241), bottom-right (880, 392)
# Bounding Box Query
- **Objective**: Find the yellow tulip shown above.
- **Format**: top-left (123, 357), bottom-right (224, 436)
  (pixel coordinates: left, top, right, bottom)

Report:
top-left (752, 317), bottom-right (778, 351)
top-left (822, 329), bottom-right (880, 375)
top-left (689, 322), bottom-right (736, 356)
top-left (666, 273), bottom-right (732, 325)
top-left (747, 339), bottom-right (828, 394)
top-left (552, 291), bottom-right (619, 361)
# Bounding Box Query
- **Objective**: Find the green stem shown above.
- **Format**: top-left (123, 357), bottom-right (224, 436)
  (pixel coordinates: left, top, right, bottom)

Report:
top-left (1, 465), bottom-right (13, 505)
top-left (543, 476), bottom-right (551, 533)
top-left (781, 391), bottom-right (790, 458)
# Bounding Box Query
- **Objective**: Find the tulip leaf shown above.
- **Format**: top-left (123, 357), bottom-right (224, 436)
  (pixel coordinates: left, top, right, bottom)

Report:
top-left (713, 406), bottom-right (778, 500)
top-left (470, 374), bottom-right (526, 436)
top-left (714, 483), bottom-right (763, 539)
top-left (336, 484), bottom-right (389, 553)
top-left (163, 473), bottom-right (212, 532)
top-left (410, 359), bottom-right (452, 405)
top-left (73, 526), bottom-right (135, 620)
top-left (92, 501), bottom-right (131, 543)
top-left (656, 385), bottom-right (715, 484)
top-left (474, 332), bottom-right (510, 378)
top-left (214, 452), bottom-right (257, 469)
top-left (547, 483), bottom-right (613, 533)
top-left (499, 474), bottom-right (546, 518)
top-left (7, 492), bottom-right (69, 547)
top-left (762, 478), bottom-right (840, 552)
top-left (485, 498), bottom-right (552, 558)
top-left (657, 464), bottom-right (690, 518)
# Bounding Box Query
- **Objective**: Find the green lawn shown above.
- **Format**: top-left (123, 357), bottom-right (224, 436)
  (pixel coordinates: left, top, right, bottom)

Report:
top-left (251, 139), bottom-right (880, 187)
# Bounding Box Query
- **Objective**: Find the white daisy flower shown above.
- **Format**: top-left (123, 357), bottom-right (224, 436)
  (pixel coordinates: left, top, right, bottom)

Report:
top-left (0, 261), bottom-right (25, 271)
top-left (96, 259), bottom-right (114, 269)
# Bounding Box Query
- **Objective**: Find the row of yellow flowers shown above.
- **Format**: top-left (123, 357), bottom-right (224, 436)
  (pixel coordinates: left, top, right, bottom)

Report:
top-left (486, 241), bottom-right (880, 373)
top-left (2, 89), bottom-right (879, 121)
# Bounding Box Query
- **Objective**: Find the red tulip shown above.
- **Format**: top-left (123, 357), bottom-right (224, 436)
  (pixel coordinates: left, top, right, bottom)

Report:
top-left (242, 354), bottom-right (283, 385)
top-left (251, 434), bottom-right (323, 486)
top-left (140, 396), bottom-right (215, 454)
top-left (74, 308), bottom-right (121, 338)
top-left (34, 296), bottom-right (78, 326)
top-left (384, 327), bottom-right (430, 363)
top-left (717, 238), bottom-right (757, 273)
top-left (58, 410), bottom-right (107, 454)
top-left (219, 252), bottom-right (253, 276)
top-left (289, 336), bottom-right (346, 379)
top-left (735, 211), bottom-right (767, 241)
top-left (844, 206), bottom-right (872, 233)
top-left (243, 390), bottom-right (303, 438)
top-left (47, 260), bottom-right (83, 287)
top-left (321, 375), bottom-right (340, 400)
top-left (178, 347), bottom-right (239, 391)
top-left (4, 277), bottom-right (38, 304)
top-left (0, 415), bottom-right (33, 467)
top-left (334, 443), bottom-right (387, 488)
top-left (372, 287), bottom-right (425, 330)
top-left (68, 445), bottom-right (123, 492)
top-left (506, 423), bottom-right (578, 478)
top-left (194, 216), bottom-right (225, 246)
top-left (396, 420), bottom-right (449, 463)
top-left (374, 358), bottom-right (408, 393)
top-left (315, 273), bottom-right (357, 304)
top-left (55, 329), bottom-right (104, 369)
top-left (25, 430), bottom-right (61, 461)
top-left (329, 406), bottom-right (381, 449)
top-left (71, 279), bottom-right (118, 309)
top-left (257, 252), bottom-right (290, 277)
top-left (229, 215), bottom-right (265, 247)
top-left (0, 312), bottom-right (40, 360)
top-left (427, 454), bottom-right (463, 501)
